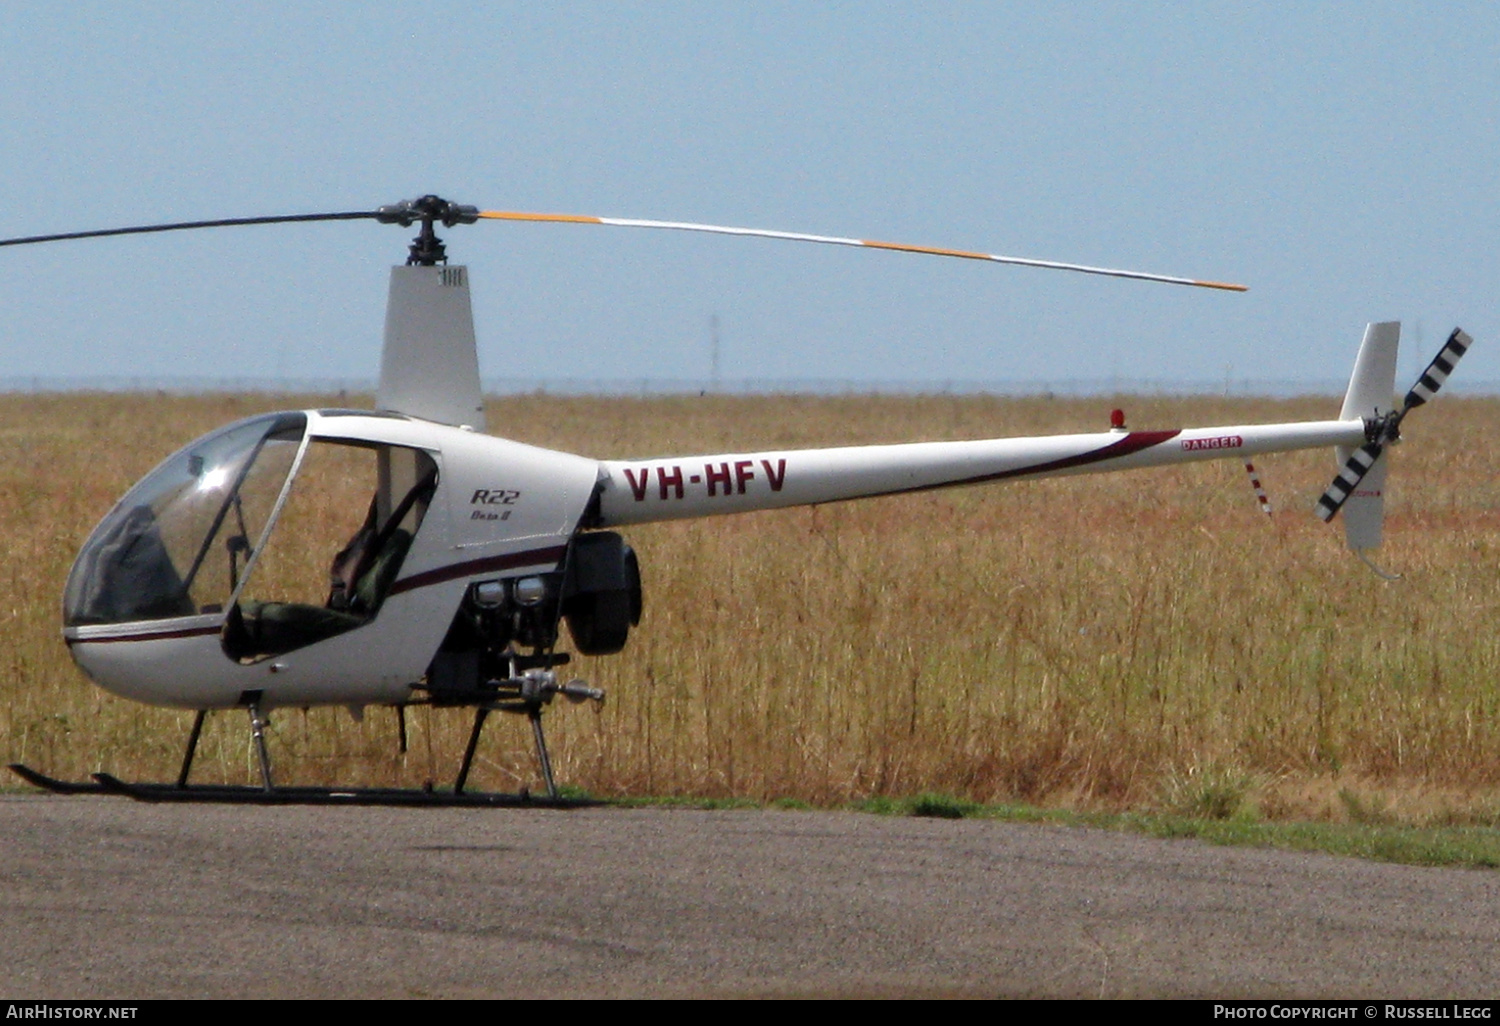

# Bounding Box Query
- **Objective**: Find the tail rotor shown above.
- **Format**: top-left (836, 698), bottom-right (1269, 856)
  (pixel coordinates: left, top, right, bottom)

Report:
top-left (1314, 327), bottom-right (1472, 525)
top-left (1403, 325), bottom-right (1472, 413)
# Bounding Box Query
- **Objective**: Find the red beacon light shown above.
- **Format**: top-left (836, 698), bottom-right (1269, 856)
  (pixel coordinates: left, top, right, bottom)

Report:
top-left (1109, 408), bottom-right (1127, 431)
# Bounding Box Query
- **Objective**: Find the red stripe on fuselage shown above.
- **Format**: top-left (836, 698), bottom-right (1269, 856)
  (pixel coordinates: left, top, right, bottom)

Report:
top-left (65, 624), bottom-right (222, 646)
top-left (386, 545), bottom-right (569, 596)
top-left (857, 430), bottom-right (1182, 499)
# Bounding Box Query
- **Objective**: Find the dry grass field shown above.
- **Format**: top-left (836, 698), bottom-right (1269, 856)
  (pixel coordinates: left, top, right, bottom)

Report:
top-left (3, 390), bottom-right (1499, 824)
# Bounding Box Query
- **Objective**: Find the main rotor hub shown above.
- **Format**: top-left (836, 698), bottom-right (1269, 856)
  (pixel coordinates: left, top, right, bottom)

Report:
top-left (375, 195), bottom-right (479, 266)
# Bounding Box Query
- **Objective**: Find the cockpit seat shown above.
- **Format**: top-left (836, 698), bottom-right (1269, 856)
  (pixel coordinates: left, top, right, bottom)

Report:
top-left (230, 601), bottom-right (365, 656)
top-left (347, 527), bottom-right (412, 617)
top-left (224, 529), bottom-right (412, 661)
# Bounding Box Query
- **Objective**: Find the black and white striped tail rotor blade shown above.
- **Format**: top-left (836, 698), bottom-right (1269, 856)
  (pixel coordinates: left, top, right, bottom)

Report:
top-left (1403, 328), bottom-right (1472, 412)
top-left (1315, 442), bottom-right (1385, 522)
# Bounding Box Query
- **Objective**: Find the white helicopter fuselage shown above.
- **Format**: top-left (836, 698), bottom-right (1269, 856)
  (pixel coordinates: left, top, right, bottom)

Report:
top-left (58, 265), bottom-right (1394, 716)
top-left (63, 406), bottom-right (1368, 712)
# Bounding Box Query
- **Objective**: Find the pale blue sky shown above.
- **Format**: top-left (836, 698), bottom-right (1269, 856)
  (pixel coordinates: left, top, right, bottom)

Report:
top-left (2, 2), bottom-right (1496, 392)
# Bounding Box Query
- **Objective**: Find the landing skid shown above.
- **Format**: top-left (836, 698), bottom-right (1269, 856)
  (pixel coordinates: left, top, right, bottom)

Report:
top-left (9, 679), bottom-right (600, 808)
top-left (9, 763), bottom-right (108, 795)
top-left (8, 764), bottom-right (596, 808)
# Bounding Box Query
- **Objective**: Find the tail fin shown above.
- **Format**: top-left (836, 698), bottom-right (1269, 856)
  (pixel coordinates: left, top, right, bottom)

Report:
top-left (1336, 322), bottom-right (1399, 550)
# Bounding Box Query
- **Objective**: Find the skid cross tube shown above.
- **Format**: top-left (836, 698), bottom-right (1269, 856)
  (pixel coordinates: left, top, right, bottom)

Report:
top-left (177, 710), bottom-right (207, 788)
top-left (247, 702), bottom-right (274, 793)
top-left (528, 706), bottom-right (559, 800)
top-left (454, 707), bottom-right (489, 795)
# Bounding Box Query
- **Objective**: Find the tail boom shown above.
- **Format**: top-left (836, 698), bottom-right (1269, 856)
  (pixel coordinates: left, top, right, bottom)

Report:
top-left (596, 419), bottom-right (1364, 527)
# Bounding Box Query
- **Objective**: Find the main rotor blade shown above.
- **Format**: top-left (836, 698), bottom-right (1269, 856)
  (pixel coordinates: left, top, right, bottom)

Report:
top-left (0, 211), bottom-right (379, 249)
top-left (1402, 328), bottom-right (1472, 412)
top-left (477, 210), bottom-right (1248, 292)
top-left (1315, 442), bottom-right (1385, 522)
top-left (0, 198), bottom-right (1250, 293)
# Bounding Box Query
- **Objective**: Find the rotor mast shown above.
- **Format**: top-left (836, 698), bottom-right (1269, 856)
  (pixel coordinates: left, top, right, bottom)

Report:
top-left (374, 196), bottom-right (487, 429)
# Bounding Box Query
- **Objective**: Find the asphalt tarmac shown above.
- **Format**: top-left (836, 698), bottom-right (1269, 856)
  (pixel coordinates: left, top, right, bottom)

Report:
top-left (1, 795), bottom-right (1497, 999)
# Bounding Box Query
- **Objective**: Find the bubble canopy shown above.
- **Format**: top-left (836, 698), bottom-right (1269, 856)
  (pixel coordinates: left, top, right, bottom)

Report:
top-left (64, 413), bottom-right (307, 627)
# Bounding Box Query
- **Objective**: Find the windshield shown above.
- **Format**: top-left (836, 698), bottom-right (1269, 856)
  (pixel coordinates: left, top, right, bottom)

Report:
top-left (64, 413), bottom-right (307, 626)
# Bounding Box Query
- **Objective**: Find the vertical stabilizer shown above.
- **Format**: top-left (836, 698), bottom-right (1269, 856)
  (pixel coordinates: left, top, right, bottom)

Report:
top-left (1339, 321), bottom-right (1400, 422)
top-left (377, 265), bottom-right (486, 431)
top-left (1336, 322), bottom-right (1399, 550)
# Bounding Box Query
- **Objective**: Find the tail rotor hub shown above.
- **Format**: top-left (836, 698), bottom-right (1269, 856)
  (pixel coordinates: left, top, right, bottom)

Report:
top-left (1364, 409), bottom-right (1404, 446)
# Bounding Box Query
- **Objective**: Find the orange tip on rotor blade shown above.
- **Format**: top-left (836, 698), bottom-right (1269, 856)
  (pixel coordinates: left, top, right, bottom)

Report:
top-left (478, 210), bottom-right (604, 225)
top-left (861, 239), bottom-right (992, 261)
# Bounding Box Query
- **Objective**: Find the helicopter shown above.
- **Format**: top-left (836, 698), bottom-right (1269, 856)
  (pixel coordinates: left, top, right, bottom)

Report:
top-left (2, 195), bottom-right (1472, 805)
